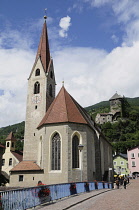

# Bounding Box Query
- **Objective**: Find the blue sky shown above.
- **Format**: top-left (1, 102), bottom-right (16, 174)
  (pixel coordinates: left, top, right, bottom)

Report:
top-left (0, 0), bottom-right (139, 127)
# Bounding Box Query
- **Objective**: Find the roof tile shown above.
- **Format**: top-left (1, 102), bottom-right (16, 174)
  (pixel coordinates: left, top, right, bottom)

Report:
top-left (35, 20), bottom-right (50, 72)
top-left (11, 151), bottom-right (23, 162)
top-left (38, 86), bottom-right (89, 127)
top-left (10, 161), bottom-right (42, 171)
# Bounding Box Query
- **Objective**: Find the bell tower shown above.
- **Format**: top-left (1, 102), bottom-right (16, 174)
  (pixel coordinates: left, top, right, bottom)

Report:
top-left (23, 16), bottom-right (56, 161)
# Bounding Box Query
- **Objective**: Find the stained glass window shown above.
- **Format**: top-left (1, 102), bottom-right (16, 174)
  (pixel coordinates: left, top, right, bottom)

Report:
top-left (72, 135), bottom-right (79, 168)
top-left (51, 133), bottom-right (61, 170)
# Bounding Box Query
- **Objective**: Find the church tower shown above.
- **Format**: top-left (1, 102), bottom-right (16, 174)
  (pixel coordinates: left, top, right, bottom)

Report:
top-left (23, 16), bottom-right (56, 161)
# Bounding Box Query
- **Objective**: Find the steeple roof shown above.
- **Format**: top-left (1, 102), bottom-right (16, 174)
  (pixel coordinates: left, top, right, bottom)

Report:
top-left (109, 92), bottom-right (122, 101)
top-left (35, 19), bottom-right (51, 72)
top-left (5, 132), bottom-right (16, 141)
top-left (38, 86), bottom-right (95, 129)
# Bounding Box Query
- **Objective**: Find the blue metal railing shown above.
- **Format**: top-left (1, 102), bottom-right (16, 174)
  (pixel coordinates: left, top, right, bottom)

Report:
top-left (0, 181), bottom-right (113, 210)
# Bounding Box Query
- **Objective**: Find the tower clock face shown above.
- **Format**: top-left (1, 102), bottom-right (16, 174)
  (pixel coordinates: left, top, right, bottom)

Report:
top-left (32, 94), bottom-right (41, 104)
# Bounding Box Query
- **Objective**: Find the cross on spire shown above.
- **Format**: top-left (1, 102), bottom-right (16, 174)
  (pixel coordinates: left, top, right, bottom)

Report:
top-left (44, 8), bottom-right (47, 20)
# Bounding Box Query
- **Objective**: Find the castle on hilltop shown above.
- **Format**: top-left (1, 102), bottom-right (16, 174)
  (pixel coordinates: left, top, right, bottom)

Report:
top-left (95, 93), bottom-right (123, 124)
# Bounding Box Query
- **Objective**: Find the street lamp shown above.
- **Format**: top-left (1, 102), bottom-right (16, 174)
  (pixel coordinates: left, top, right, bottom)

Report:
top-left (78, 144), bottom-right (84, 182)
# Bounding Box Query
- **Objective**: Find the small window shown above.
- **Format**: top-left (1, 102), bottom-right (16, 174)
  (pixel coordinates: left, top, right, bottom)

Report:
top-left (12, 142), bottom-right (14, 147)
top-left (35, 105), bottom-right (37, 109)
top-left (19, 175), bottom-right (24, 182)
top-left (132, 161), bottom-right (136, 167)
top-left (34, 133), bottom-right (35, 136)
top-left (138, 153), bottom-right (139, 158)
top-left (114, 161), bottom-right (117, 165)
top-left (9, 158), bottom-right (12, 166)
top-left (7, 142), bottom-right (9, 147)
top-left (121, 168), bottom-right (125, 172)
top-left (120, 161), bottom-right (124, 165)
top-left (2, 159), bottom-right (5, 166)
top-left (35, 69), bottom-right (40, 76)
top-left (131, 153), bottom-right (135, 158)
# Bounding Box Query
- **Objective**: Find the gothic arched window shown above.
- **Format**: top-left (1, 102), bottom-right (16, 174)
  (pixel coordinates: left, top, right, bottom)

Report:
top-left (35, 69), bottom-right (40, 76)
top-left (49, 84), bottom-right (53, 97)
top-left (34, 82), bottom-right (40, 94)
top-left (51, 133), bottom-right (61, 170)
top-left (72, 135), bottom-right (79, 168)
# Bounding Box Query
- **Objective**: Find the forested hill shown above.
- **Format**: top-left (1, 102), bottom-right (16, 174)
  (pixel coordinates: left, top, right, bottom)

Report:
top-left (0, 121), bottom-right (25, 150)
top-left (85, 97), bottom-right (139, 113)
top-left (85, 97), bottom-right (139, 153)
top-left (0, 97), bottom-right (139, 153)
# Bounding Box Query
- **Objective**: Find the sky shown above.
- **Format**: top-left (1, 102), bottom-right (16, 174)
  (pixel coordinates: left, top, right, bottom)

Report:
top-left (0, 0), bottom-right (139, 127)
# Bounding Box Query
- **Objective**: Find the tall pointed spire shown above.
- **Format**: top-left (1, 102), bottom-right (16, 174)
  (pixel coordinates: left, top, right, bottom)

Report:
top-left (35, 16), bottom-right (51, 72)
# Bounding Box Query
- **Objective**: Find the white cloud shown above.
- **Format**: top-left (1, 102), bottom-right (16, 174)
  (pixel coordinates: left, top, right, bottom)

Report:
top-left (53, 42), bottom-right (139, 108)
top-left (59, 16), bottom-right (71, 38)
top-left (83, 0), bottom-right (110, 7)
top-left (0, 46), bottom-right (35, 127)
top-left (82, 0), bottom-right (139, 46)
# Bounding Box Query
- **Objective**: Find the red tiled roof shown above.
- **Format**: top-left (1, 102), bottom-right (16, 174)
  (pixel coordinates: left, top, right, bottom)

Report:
top-left (35, 20), bottom-right (51, 73)
top-left (11, 151), bottom-right (23, 162)
top-left (5, 132), bottom-right (16, 141)
top-left (10, 161), bottom-right (42, 171)
top-left (38, 86), bottom-right (95, 129)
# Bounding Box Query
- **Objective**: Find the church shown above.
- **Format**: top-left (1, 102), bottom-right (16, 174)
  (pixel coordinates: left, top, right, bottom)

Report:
top-left (10, 16), bottom-right (113, 187)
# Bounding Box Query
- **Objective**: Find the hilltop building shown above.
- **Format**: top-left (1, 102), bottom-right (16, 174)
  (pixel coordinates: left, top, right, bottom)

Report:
top-left (95, 93), bottom-right (123, 124)
top-left (9, 16), bottom-right (113, 187)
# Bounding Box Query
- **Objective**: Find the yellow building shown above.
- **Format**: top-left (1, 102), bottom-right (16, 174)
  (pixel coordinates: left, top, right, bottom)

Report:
top-left (1, 132), bottom-right (23, 184)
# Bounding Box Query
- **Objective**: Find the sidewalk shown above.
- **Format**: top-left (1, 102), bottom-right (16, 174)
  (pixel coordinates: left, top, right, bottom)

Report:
top-left (33, 188), bottom-right (112, 210)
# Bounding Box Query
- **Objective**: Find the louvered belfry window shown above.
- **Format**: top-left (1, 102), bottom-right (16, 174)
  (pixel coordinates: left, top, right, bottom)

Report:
top-left (34, 81), bottom-right (40, 94)
top-left (51, 133), bottom-right (61, 170)
top-left (72, 135), bottom-right (79, 168)
top-left (35, 69), bottom-right (40, 76)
